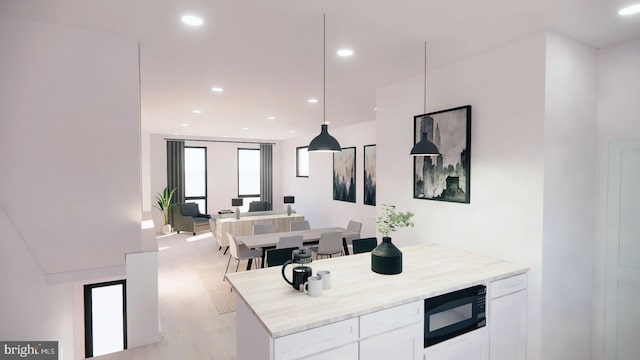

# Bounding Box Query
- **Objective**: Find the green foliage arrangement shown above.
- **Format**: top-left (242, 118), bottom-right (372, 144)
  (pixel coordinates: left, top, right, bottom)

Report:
top-left (376, 204), bottom-right (415, 238)
top-left (154, 187), bottom-right (177, 225)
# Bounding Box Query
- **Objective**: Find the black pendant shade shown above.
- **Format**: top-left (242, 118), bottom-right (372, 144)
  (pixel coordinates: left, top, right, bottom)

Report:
top-left (309, 124), bottom-right (341, 152)
top-left (410, 132), bottom-right (440, 156)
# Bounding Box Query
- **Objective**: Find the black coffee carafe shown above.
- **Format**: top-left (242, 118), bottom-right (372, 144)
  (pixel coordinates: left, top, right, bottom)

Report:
top-left (281, 248), bottom-right (313, 291)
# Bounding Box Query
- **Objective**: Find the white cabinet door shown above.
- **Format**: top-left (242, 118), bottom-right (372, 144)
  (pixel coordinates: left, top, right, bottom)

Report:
top-left (360, 322), bottom-right (423, 360)
top-left (489, 290), bottom-right (527, 360)
top-left (301, 342), bottom-right (358, 360)
top-left (423, 328), bottom-right (488, 360)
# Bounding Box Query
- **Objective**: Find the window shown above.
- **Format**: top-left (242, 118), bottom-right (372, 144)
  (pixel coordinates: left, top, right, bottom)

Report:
top-left (296, 146), bottom-right (309, 177)
top-left (185, 146), bottom-right (207, 213)
top-left (238, 148), bottom-right (260, 211)
top-left (84, 280), bottom-right (127, 358)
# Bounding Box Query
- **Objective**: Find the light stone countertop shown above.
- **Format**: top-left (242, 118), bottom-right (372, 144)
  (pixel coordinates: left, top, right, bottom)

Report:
top-left (225, 243), bottom-right (527, 338)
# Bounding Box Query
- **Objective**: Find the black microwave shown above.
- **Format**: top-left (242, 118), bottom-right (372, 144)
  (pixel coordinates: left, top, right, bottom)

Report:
top-left (424, 285), bottom-right (486, 348)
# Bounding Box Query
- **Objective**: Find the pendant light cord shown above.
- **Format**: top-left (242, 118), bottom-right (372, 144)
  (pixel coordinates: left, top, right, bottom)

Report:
top-left (323, 14), bottom-right (326, 125)
top-left (423, 41), bottom-right (427, 114)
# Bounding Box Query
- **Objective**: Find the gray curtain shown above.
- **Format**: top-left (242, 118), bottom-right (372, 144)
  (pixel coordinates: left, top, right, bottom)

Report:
top-left (260, 144), bottom-right (273, 210)
top-left (167, 140), bottom-right (185, 225)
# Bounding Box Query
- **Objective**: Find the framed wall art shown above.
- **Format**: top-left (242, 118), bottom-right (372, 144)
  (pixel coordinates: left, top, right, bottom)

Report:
top-left (333, 147), bottom-right (356, 203)
top-left (413, 105), bottom-right (471, 203)
top-left (364, 144), bottom-right (376, 206)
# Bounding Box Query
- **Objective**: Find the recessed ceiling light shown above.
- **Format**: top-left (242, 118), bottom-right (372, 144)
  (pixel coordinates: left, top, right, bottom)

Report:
top-left (308, 98), bottom-right (318, 103)
top-left (267, 116), bottom-right (276, 120)
top-left (181, 123), bottom-right (189, 127)
top-left (619, 4), bottom-right (640, 15)
top-left (181, 15), bottom-right (204, 26)
top-left (289, 130), bottom-right (295, 133)
top-left (211, 87), bottom-right (224, 93)
top-left (223, 135), bottom-right (229, 138)
top-left (374, 107), bottom-right (378, 111)
top-left (337, 48), bottom-right (354, 57)
top-left (192, 109), bottom-right (201, 114)
top-left (242, 127), bottom-right (249, 130)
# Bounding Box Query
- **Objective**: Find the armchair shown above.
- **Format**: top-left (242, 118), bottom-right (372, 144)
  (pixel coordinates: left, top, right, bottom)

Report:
top-left (248, 201), bottom-right (270, 212)
top-left (172, 203), bottom-right (211, 235)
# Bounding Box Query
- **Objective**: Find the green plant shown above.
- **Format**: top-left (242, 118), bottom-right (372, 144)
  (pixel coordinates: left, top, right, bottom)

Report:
top-left (154, 187), bottom-right (177, 225)
top-left (376, 204), bottom-right (414, 238)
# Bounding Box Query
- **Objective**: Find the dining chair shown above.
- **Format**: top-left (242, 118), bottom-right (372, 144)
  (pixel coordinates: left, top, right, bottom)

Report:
top-left (253, 223), bottom-right (275, 235)
top-left (290, 220), bottom-right (311, 231)
top-left (223, 232), bottom-right (263, 280)
top-left (266, 247), bottom-right (297, 267)
top-left (352, 237), bottom-right (378, 254)
top-left (343, 220), bottom-right (363, 254)
top-left (276, 235), bottom-right (304, 249)
top-left (309, 231), bottom-right (343, 258)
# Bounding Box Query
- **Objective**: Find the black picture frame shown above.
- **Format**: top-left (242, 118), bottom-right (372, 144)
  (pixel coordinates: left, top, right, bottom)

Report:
top-left (364, 144), bottom-right (376, 206)
top-left (413, 105), bottom-right (471, 203)
top-left (333, 147), bottom-right (356, 203)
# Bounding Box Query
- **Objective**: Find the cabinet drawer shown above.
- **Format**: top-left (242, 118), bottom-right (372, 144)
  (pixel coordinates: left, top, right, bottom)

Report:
top-left (490, 273), bottom-right (527, 299)
top-left (273, 318), bottom-right (358, 360)
top-left (360, 301), bottom-right (423, 339)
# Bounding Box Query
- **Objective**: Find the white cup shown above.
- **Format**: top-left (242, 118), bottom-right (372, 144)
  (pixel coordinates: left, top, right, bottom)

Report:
top-left (303, 276), bottom-right (323, 297)
top-left (317, 270), bottom-right (331, 290)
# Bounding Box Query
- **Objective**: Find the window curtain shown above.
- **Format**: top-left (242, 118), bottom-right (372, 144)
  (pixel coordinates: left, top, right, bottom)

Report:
top-left (260, 144), bottom-right (273, 210)
top-left (167, 140), bottom-right (185, 226)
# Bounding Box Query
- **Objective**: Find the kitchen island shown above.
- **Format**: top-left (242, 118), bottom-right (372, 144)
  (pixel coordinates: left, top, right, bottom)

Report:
top-left (226, 244), bottom-right (528, 360)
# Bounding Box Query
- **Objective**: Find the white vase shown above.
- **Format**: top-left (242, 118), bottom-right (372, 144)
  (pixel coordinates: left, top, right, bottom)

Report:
top-left (161, 224), bottom-right (172, 235)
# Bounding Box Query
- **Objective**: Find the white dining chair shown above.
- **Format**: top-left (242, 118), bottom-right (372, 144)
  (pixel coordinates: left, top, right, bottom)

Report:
top-left (290, 220), bottom-right (311, 231)
top-left (253, 223), bottom-right (275, 235)
top-left (223, 232), bottom-right (263, 280)
top-left (309, 231), bottom-right (343, 258)
top-left (276, 235), bottom-right (304, 249)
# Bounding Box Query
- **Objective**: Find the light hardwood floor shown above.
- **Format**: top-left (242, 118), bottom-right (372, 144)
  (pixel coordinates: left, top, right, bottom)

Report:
top-left (95, 231), bottom-right (239, 360)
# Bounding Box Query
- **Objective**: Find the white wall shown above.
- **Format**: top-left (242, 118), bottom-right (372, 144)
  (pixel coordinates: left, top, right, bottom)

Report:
top-left (592, 37), bottom-right (640, 360)
top-left (542, 33), bottom-right (597, 360)
top-left (282, 121), bottom-right (377, 237)
top-left (0, 16), bottom-right (144, 359)
top-left (0, 16), bottom-right (142, 275)
top-left (0, 208), bottom-right (75, 358)
top-left (376, 32), bottom-right (547, 359)
top-left (148, 135), bottom-right (284, 233)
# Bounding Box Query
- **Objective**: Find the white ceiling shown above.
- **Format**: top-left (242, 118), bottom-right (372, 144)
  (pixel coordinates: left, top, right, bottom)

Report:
top-left (2, 0), bottom-right (639, 140)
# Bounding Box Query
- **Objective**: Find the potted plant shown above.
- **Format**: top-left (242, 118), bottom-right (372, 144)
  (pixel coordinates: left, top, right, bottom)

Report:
top-left (154, 187), bottom-right (177, 235)
top-left (372, 204), bottom-right (414, 275)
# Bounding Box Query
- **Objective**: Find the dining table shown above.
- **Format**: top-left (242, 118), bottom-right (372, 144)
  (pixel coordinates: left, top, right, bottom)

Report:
top-left (235, 227), bottom-right (361, 269)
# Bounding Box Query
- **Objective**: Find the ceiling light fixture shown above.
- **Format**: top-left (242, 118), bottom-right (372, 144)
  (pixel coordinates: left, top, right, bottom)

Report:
top-left (619, 4), bottom-right (640, 15)
top-left (337, 48), bottom-right (354, 57)
top-left (211, 87), bottom-right (224, 93)
top-left (181, 123), bottom-right (189, 127)
top-left (308, 98), bottom-right (318, 103)
top-left (308, 14), bottom-right (342, 153)
top-left (410, 41), bottom-right (440, 157)
top-left (242, 127), bottom-right (249, 130)
top-left (267, 116), bottom-right (276, 120)
top-left (192, 109), bottom-right (201, 114)
top-left (181, 15), bottom-right (204, 26)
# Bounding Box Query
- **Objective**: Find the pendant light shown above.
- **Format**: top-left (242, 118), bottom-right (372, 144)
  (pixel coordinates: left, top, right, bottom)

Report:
top-left (308, 14), bottom-right (342, 152)
top-left (410, 42), bottom-right (440, 157)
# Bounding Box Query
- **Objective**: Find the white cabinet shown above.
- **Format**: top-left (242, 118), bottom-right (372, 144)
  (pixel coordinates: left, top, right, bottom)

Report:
top-left (273, 318), bottom-right (358, 360)
top-left (360, 321), bottom-right (423, 360)
top-left (489, 274), bottom-right (527, 360)
top-left (359, 301), bottom-right (423, 360)
top-left (423, 327), bottom-right (489, 360)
